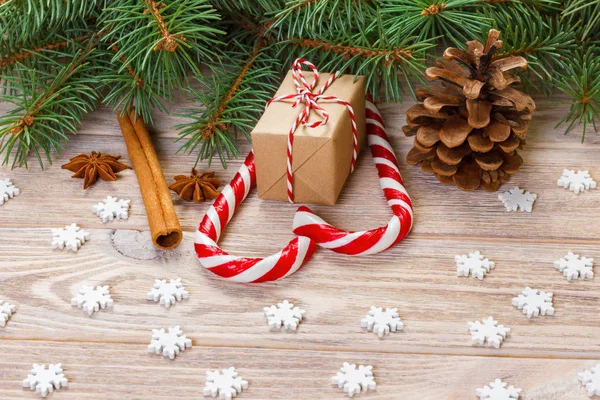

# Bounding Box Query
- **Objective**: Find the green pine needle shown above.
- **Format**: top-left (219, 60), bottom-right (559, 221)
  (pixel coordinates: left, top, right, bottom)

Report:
top-left (175, 41), bottom-right (280, 167)
top-left (555, 46), bottom-right (600, 141)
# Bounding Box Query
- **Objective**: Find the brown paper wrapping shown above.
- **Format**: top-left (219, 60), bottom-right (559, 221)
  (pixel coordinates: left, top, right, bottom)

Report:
top-left (251, 71), bottom-right (366, 205)
top-left (117, 111), bottom-right (183, 250)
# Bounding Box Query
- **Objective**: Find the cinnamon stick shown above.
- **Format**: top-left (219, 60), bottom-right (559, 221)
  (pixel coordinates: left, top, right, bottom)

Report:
top-left (117, 110), bottom-right (183, 250)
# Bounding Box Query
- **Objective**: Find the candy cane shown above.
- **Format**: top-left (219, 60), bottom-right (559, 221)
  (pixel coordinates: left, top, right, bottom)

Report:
top-left (194, 152), bottom-right (316, 282)
top-left (292, 100), bottom-right (414, 255)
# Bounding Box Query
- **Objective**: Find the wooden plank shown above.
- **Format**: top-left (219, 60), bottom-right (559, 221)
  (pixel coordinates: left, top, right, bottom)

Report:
top-left (1, 228), bottom-right (599, 359)
top-left (1, 131), bottom-right (599, 242)
top-left (0, 339), bottom-right (592, 399)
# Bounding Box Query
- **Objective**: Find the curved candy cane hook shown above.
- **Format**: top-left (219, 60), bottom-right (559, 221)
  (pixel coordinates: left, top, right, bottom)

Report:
top-left (195, 152), bottom-right (316, 282)
top-left (292, 100), bottom-right (414, 255)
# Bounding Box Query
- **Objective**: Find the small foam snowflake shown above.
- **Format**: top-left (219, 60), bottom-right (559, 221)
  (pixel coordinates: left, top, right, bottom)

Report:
top-left (147, 278), bottom-right (189, 308)
top-left (0, 178), bottom-right (19, 205)
top-left (263, 300), bottom-right (305, 331)
top-left (498, 186), bottom-right (537, 212)
top-left (456, 251), bottom-right (495, 280)
top-left (554, 252), bottom-right (594, 281)
top-left (22, 363), bottom-right (68, 398)
top-left (148, 325), bottom-right (192, 360)
top-left (578, 363), bottom-right (600, 397)
top-left (71, 285), bottom-right (113, 316)
top-left (204, 367), bottom-right (248, 399)
top-left (360, 306), bottom-right (404, 339)
top-left (92, 195), bottom-right (130, 223)
top-left (512, 287), bottom-right (554, 319)
top-left (0, 300), bottom-right (16, 327)
top-left (332, 363), bottom-right (376, 398)
top-left (51, 223), bottom-right (89, 252)
top-left (557, 169), bottom-right (597, 194)
top-left (476, 379), bottom-right (521, 400)
top-left (468, 317), bottom-right (510, 348)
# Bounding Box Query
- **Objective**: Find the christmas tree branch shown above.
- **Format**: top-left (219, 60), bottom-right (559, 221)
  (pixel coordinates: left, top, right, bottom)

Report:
top-left (100, 0), bottom-right (224, 85)
top-left (555, 47), bottom-right (600, 141)
top-left (289, 38), bottom-right (414, 64)
top-left (276, 24), bottom-right (433, 102)
top-left (143, 0), bottom-right (185, 52)
top-left (267, 0), bottom-right (376, 37)
top-left (176, 40), bottom-right (280, 166)
top-left (0, 33), bottom-right (92, 70)
top-left (380, 0), bottom-right (491, 48)
top-left (200, 40), bottom-right (266, 141)
top-left (0, 37), bottom-right (101, 167)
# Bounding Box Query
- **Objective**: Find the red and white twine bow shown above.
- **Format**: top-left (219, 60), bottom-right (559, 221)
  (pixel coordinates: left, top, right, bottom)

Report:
top-left (266, 58), bottom-right (359, 203)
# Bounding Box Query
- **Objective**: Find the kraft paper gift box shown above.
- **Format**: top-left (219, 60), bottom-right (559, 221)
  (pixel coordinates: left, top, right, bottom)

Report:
top-left (251, 70), bottom-right (366, 205)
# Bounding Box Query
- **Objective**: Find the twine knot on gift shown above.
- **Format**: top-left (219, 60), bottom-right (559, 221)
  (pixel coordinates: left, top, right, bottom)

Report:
top-left (266, 58), bottom-right (359, 203)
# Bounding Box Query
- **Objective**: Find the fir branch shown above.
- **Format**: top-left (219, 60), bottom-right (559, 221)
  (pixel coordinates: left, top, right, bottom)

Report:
top-left (100, 0), bottom-right (224, 88)
top-left (562, 0), bottom-right (600, 40)
top-left (379, 0), bottom-right (491, 48)
top-left (555, 46), bottom-right (600, 141)
top-left (0, 0), bottom-right (101, 45)
top-left (96, 42), bottom-right (167, 125)
top-left (267, 0), bottom-right (377, 38)
top-left (0, 37), bottom-right (101, 168)
top-left (0, 32), bottom-right (92, 72)
top-left (176, 40), bottom-right (280, 167)
top-left (482, 0), bottom-right (560, 10)
top-left (209, 0), bottom-right (280, 16)
top-left (144, 0), bottom-right (185, 52)
top-left (289, 38), bottom-right (414, 66)
top-left (276, 21), bottom-right (434, 101)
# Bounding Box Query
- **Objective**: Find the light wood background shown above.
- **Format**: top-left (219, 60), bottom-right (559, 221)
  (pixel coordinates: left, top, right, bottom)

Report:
top-left (1, 90), bottom-right (599, 399)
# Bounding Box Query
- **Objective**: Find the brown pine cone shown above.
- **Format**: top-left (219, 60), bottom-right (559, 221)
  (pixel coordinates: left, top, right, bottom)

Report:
top-left (404, 29), bottom-right (535, 191)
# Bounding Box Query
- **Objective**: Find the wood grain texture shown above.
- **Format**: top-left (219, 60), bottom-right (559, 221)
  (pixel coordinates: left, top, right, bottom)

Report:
top-left (0, 91), bottom-right (598, 399)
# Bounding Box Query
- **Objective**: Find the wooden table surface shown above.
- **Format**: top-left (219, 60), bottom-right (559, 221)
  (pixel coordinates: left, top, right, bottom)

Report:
top-left (1, 91), bottom-right (599, 400)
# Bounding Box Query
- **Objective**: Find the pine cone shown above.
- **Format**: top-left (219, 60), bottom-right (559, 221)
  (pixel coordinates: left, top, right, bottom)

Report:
top-left (403, 29), bottom-right (535, 191)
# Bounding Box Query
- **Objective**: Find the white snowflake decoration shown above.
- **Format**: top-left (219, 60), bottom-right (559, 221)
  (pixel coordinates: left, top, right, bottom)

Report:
top-left (51, 223), bottom-right (89, 252)
top-left (360, 306), bottom-right (404, 339)
top-left (148, 325), bottom-right (192, 360)
top-left (263, 300), bottom-right (305, 331)
top-left (0, 300), bottom-right (16, 327)
top-left (92, 195), bottom-right (130, 223)
top-left (456, 251), bottom-right (495, 280)
top-left (476, 379), bottom-right (521, 400)
top-left (71, 285), bottom-right (113, 316)
top-left (512, 287), bottom-right (555, 319)
top-left (557, 169), bottom-right (597, 194)
top-left (554, 252), bottom-right (594, 281)
top-left (578, 363), bottom-right (600, 397)
top-left (0, 178), bottom-right (19, 205)
top-left (147, 278), bottom-right (189, 308)
top-left (204, 367), bottom-right (248, 399)
top-left (22, 363), bottom-right (68, 398)
top-left (332, 363), bottom-right (376, 398)
top-left (498, 186), bottom-right (537, 212)
top-left (468, 317), bottom-right (510, 348)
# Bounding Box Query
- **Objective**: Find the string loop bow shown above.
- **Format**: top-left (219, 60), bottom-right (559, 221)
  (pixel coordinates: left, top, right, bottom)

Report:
top-left (266, 58), bottom-right (359, 203)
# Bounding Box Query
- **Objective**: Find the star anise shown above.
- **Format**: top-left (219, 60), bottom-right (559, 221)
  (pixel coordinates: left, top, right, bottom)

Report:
top-left (169, 169), bottom-right (222, 203)
top-left (61, 151), bottom-right (132, 189)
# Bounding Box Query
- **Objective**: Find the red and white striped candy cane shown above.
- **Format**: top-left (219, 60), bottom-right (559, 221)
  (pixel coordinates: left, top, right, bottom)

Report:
top-left (292, 100), bottom-right (413, 255)
top-left (195, 152), bottom-right (316, 282)
top-left (266, 58), bottom-right (359, 203)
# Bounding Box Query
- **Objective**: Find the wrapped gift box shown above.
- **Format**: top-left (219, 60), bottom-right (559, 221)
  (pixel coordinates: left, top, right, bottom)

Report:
top-left (251, 70), bottom-right (366, 205)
